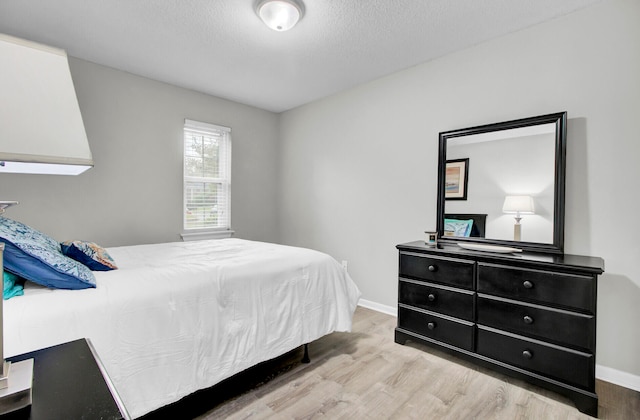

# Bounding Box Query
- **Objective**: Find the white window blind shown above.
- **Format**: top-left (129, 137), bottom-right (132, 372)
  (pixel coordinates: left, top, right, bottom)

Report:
top-left (183, 119), bottom-right (231, 231)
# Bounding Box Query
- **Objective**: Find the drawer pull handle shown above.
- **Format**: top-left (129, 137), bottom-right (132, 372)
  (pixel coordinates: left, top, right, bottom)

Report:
top-left (427, 322), bottom-right (436, 330)
top-left (523, 280), bottom-right (534, 289)
top-left (522, 350), bottom-right (533, 359)
top-left (523, 315), bottom-right (534, 324)
top-left (428, 265), bottom-right (437, 272)
top-left (427, 293), bottom-right (436, 302)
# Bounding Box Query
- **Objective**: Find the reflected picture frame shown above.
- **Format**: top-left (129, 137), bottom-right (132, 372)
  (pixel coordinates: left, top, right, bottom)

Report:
top-left (445, 158), bottom-right (468, 200)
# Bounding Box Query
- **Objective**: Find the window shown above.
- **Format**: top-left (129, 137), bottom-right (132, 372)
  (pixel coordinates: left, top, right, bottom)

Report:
top-left (183, 119), bottom-right (231, 232)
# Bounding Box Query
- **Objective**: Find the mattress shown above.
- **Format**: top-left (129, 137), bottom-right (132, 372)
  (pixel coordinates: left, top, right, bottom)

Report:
top-left (4, 238), bottom-right (361, 418)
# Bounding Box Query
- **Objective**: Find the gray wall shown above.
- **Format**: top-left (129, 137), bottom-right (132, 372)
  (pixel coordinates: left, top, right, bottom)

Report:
top-left (278, 0), bottom-right (640, 382)
top-left (2, 58), bottom-right (280, 246)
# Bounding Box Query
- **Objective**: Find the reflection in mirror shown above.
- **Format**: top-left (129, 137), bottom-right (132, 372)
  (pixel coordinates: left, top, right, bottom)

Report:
top-left (445, 124), bottom-right (555, 243)
top-left (436, 112), bottom-right (566, 254)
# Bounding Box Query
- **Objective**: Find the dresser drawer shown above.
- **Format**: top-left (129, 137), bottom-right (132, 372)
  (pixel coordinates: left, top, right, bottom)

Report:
top-left (477, 263), bottom-right (595, 312)
top-left (477, 296), bottom-right (595, 351)
top-left (398, 306), bottom-right (474, 351)
top-left (399, 280), bottom-right (474, 321)
top-left (399, 252), bottom-right (474, 290)
top-left (477, 327), bottom-right (594, 390)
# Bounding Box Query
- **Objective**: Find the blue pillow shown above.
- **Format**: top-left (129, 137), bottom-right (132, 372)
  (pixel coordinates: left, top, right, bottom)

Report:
top-left (3, 271), bottom-right (24, 300)
top-left (444, 218), bottom-right (474, 237)
top-left (61, 240), bottom-right (118, 271)
top-left (0, 217), bottom-right (95, 290)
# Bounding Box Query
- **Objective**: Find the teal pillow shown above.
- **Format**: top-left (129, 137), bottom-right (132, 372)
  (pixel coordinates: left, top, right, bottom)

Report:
top-left (3, 270), bottom-right (24, 300)
top-left (444, 218), bottom-right (474, 237)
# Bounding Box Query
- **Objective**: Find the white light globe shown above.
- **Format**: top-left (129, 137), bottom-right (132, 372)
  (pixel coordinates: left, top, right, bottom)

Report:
top-left (258, 0), bottom-right (303, 31)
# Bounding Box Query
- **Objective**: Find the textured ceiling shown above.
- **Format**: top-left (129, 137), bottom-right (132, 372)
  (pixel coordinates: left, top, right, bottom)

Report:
top-left (0, 0), bottom-right (601, 113)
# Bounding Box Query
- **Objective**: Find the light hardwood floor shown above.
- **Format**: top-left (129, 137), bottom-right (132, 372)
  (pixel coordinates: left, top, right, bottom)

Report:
top-left (194, 307), bottom-right (639, 419)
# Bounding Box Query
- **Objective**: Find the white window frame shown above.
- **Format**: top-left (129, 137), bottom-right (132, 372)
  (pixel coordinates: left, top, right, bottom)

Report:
top-left (181, 119), bottom-right (233, 241)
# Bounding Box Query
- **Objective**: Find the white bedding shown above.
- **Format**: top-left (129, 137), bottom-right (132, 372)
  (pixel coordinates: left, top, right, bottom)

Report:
top-left (4, 238), bottom-right (361, 418)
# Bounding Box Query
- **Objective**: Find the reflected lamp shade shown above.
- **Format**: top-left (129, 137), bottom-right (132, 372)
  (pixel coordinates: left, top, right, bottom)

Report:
top-left (502, 195), bottom-right (535, 215)
top-left (0, 33), bottom-right (93, 175)
top-left (257, 0), bottom-right (304, 31)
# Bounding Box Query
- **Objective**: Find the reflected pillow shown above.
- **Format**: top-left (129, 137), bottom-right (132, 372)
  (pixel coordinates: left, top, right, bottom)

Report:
top-left (0, 217), bottom-right (96, 290)
top-left (444, 218), bottom-right (474, 237)
top-left (61, 240), bottom-right (117, 271)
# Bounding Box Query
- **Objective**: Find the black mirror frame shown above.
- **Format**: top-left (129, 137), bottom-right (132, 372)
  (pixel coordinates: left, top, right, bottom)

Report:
top-left (436, 112), bottom-right (567, 254)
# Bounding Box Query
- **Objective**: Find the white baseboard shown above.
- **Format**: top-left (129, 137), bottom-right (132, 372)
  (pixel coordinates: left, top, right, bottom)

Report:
top-left (358, 299), bottom-right (640, 392)
top-left (357, 299), bottom-right (397, 317)
top-left (596, 364), bottom-right (640, 392)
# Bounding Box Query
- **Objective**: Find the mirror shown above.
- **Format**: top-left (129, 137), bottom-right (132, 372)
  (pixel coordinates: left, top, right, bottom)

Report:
top-left (436, 112), bottom-right (567, 254)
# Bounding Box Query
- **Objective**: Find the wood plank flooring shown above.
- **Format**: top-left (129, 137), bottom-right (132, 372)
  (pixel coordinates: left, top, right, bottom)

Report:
top-left (186, 307), bottom-right (639, 419)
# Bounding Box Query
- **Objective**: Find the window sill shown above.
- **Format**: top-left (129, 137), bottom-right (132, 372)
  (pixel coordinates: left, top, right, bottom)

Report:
top-left (180, 230), bottom-right (235, 242)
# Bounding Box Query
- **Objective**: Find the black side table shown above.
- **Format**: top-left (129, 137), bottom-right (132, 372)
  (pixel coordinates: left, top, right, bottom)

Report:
top-left (5, 339), bottom-right (129, 419)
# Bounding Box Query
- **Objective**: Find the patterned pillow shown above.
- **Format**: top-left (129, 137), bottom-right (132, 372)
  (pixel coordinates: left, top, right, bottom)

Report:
top-left (443, 218), bottom-right (474, 237)
top-left (0, 217), bottom-right (96, 289)
top-left (61, 240), bottom-right (117, 271)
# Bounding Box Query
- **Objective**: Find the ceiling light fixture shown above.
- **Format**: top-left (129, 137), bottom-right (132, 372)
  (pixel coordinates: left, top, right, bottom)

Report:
top-left (256, 0), bottom-right (304, 32)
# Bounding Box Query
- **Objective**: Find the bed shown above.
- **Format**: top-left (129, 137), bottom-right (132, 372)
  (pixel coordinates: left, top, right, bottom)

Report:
top-left (2, 237), bottom-right (361, 418)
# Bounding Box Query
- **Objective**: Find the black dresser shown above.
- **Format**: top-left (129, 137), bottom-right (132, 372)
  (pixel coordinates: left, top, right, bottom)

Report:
top-left (395, 241), bottom-right (604, 417)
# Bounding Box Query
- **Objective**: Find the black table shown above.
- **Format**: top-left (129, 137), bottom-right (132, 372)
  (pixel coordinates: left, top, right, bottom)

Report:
top-left (5, 339), bottom-right (129, 419)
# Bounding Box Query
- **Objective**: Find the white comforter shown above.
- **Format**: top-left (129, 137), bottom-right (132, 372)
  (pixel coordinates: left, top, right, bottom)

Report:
top-left (4, 239), bottom-right (361, 418)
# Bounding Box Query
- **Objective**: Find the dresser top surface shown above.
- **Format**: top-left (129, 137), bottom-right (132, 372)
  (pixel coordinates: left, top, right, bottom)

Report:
top-left (397, 241), bottom-right (604, 274)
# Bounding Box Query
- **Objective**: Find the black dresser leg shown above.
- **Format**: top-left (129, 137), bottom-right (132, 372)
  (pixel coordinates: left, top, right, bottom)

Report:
top-left (573, 393), bottom-right (598, 418)
top-left (394, 328), bottom-right (408, 345)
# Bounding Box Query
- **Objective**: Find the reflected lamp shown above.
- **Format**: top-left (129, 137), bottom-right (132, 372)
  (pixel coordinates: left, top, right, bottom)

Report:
top-left (503, 195), bottom-right (535, 241)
